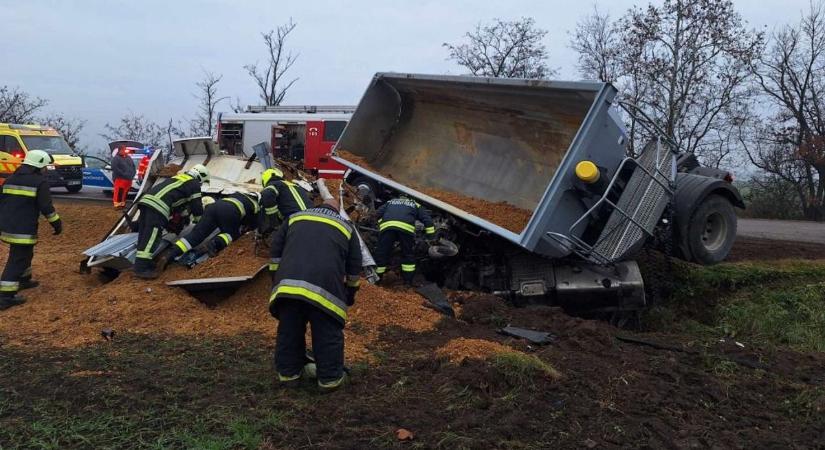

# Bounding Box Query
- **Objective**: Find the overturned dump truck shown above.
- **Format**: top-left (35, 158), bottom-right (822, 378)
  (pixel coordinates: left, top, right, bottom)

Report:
top-left (335, 73), bottom-right (744, 312)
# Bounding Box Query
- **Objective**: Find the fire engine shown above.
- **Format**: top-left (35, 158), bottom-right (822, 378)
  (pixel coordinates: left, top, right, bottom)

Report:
top-left (217, 105), bottom-right (354, 178)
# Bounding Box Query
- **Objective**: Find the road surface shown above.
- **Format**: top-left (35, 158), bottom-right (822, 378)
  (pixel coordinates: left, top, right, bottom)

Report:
top-left (737, 218), bottom-right (825, 245)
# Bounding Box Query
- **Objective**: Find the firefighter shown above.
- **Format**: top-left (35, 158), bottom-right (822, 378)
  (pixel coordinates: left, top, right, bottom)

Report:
top-left (373, 193), bottom-right (435, 285)
top-left (156, 191), bottom-right (261, 268)
top-left (259, 167), bottom-right (311, 234)
top-left (0, 150), bottom-right (62, 310)
top-left (269, 199), bottom-right (362, 391)
top-left (133, 164), bottom-right (209, 279)
top-left (111, 146), bottom-right (136, 209)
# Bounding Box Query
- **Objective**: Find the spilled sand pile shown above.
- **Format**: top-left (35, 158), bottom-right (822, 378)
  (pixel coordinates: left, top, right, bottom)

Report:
top-left (0, 200), bottom-right (442, 361)
top-left (337, 150), bottom-right (532, 233)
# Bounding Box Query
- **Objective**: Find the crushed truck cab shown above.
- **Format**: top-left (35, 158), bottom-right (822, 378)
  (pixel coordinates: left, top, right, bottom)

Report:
top-left (83, 138), bottom-right (268, 272)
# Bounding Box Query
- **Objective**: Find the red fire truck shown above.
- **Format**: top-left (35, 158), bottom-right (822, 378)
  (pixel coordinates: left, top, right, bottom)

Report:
top-left (217, 105), bottom-right (354, 178)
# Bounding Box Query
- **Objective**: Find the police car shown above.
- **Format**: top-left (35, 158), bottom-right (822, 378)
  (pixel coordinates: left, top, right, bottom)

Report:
top-left (82, 140), bottom-right (153, 195)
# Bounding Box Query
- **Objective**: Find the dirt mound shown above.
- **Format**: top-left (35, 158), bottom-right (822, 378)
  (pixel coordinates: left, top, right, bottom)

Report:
top-left (435, 337), bottom-right (512, 362)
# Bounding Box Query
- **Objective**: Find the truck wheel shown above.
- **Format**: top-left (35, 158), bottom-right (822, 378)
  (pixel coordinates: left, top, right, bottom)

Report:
top-left (349, 176), bottom-right (380, 199)
top-left (66, 185), bottom-right (82, 193)
top-left (686, 194), bottom-right (737, 265)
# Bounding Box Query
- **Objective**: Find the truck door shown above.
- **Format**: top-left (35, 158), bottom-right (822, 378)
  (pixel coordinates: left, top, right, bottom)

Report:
top-left (304, 120), bottom-right (347, 178)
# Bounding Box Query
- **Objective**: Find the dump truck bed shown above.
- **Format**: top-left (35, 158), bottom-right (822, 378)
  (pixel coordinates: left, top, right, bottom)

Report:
top-left (334, 73), bottom-right (628, 259)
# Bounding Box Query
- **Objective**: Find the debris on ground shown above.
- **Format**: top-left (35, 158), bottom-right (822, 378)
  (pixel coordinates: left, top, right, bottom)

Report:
top-left (415, 283), bottom-right (455, 317)
top-left (0, 201), bottom-right (443, 359)
top-left (499, 326), bottom-right (556, 345)
top-left (395, 428), bottom-right (414, 441)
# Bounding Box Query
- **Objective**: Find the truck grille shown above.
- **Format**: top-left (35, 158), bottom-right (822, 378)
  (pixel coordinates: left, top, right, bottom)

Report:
top-left (56, 165), bottom-right (82, 179)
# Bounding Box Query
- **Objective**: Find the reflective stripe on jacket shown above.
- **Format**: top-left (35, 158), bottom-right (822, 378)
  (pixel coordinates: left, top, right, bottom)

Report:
top-left (0, 165), bottom-right (58, 245)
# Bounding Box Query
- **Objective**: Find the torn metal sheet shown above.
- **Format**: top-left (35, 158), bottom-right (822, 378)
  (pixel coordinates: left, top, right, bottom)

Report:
top-left (499, 326), bottom-right (556, 345)
top-left (166, 264), bottom-right (267, 292)
top-left (415, 283), bottom-right (455, 317)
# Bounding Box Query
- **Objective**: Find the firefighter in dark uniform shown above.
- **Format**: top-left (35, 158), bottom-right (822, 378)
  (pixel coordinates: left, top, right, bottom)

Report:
top-left (259, 167), bottom-right (311, 234)
top-left (373, 194), bottom-right (435, 285)
top-left (0, 150), bottom-right (62, 310)
top-left (133, 164), bottom-right (209, 279)
top-left (269, 199), bottom-right (362, 390)
top-left (157, 191), bottom-right (261, 267)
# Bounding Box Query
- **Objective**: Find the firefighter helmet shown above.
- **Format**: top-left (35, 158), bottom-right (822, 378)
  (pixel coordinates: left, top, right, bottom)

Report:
top-left (202, 196), bottom-right (216, 208)
top-left (22, 150), bottom-right (52, 169)
top-left (261, 167), bottom-right (284, 186)
top-left (187, 164), bottom-right (210, 184)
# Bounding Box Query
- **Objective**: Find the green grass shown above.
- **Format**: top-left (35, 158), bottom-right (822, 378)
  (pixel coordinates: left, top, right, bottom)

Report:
top-left (645, 259), bottom-right (825, 352)
top-left (492, 351), bottom-right (561, 385)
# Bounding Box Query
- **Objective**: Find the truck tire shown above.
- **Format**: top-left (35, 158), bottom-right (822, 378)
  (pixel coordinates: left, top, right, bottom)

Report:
top-left (349, 175), bottom-right (380, 199)
top-left (686, 194), bottom-right (736, 265)
top-left (66, 185), bottom-right (82, 193)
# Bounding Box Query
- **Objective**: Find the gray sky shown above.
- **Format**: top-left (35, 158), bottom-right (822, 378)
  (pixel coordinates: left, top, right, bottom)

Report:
top-left (3, 0), bottom-right (813, 151)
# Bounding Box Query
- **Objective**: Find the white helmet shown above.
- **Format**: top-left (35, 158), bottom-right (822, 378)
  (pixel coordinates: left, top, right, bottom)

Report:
top-left (187, 164), bottom-right (210, 183)
top-left (202, 196), bottom-right (216, 208)
top-left (23, 150), bottom-right (52, 169)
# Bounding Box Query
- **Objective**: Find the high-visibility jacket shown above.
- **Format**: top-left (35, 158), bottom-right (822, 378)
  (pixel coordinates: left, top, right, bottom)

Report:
top-left (260, 179), bottom-right (310, 222)
top-left (375, 197), bottom-right (435, 236)
top-left (0, 165), bottom-right (60, 245)
top-left (269, 205), bottom-right (362, 325)
top-left (137, 173), bottom-right (203, 222)
top-left (218, 192), bottom-right (260, 229)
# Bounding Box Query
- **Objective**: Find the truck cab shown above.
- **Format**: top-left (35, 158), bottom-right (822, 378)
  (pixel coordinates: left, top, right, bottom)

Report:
top-left (217, 105), bottom-right (353, 178)
top-left (0, 123), bottom-right (84, 192)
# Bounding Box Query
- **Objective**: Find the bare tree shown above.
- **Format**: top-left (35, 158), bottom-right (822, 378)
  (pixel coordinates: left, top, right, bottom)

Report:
top-left (444, 17), bottom-right (556, 78)
top-left (191, 71), bottom-right (228, 137)
top-left (0, 86), bottom-right (48, 123)
top-left (244, 19), bottom-right (299, 106)
top-left (570, 0), bottom-right (762, 165)
top-left (744, 2), bottom-right (825, 220)
top-left (40, 114), bottom-right (86, 153)
top-left (569, 7), bottom-right (622, 82)
top-left (101, 113), bottom-right (184, 149)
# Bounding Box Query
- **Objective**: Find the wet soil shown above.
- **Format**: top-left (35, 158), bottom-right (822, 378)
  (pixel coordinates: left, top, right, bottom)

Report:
top-left (727, 236), bottom-right (825, 262)
top-left (0, 200), bottom-right (823, 448)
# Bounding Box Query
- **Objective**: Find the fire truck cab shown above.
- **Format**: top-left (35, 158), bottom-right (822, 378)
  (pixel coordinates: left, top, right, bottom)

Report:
top-left (217, 105), bottom-right (354, 178)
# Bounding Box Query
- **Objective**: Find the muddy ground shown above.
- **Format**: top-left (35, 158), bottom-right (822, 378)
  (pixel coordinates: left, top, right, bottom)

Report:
top-left (0, 200), bottom-right (823, 448)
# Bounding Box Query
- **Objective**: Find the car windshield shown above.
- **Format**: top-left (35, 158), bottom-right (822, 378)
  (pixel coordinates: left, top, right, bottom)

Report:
top-left (21, 136), bottom-right (75, 155)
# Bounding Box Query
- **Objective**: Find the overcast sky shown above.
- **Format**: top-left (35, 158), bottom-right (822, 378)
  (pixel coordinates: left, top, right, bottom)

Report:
top-left (3, 0), bottom-right (815, 151)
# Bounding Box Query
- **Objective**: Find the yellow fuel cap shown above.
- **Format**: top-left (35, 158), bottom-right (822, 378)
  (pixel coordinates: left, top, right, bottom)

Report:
top-left (575, 161), bottom-right (600, 183)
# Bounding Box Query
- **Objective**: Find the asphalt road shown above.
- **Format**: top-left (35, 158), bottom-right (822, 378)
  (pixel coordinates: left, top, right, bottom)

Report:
top-left (737, 218), bottom-right (825, 245)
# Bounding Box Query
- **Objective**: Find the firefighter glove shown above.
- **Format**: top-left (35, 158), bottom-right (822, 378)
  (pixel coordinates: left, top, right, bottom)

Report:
top-left (51, 219), bottom-right (63, 235)
top-left (345, 286), bottom-right (358, 306)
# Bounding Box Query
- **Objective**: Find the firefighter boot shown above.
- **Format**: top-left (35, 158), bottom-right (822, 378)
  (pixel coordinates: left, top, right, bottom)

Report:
top-left (0, 293), bottom-right (26, 311)
top-left (18, 279), bottom-right (40, 290)
top-left (133, 259), bottom-right (158, 279)
top-left (401, 270), bottom-right (415, 286)
top-left (154, 247), bottom-right (180, 273)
